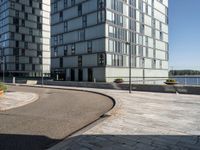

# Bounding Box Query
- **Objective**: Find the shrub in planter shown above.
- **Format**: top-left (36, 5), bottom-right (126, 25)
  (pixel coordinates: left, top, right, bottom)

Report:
top-left (114, 78), bottom-right (124, 84)
top-left (164, 79), bottom-right (178, 85)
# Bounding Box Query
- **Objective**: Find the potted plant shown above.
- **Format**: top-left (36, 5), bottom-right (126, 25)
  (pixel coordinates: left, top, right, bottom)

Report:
top-left (164, 79), bottom-right (178, 85)
top-left (0, 83), bottom-right (7, 96)
top-left (114, 78), bottom-right (124, 84)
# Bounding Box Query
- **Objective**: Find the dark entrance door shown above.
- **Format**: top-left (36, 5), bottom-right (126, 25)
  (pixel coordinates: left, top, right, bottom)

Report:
top-left (78, 69), bottom-right (83, 81)
top-left (88, 68), bottom-right (93, 82)
top-left (71, 69), bottom-right (75, 81)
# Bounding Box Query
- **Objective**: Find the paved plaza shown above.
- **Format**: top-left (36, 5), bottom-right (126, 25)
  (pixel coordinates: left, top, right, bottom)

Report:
top-left (47, 86), bottom-right (200, 150)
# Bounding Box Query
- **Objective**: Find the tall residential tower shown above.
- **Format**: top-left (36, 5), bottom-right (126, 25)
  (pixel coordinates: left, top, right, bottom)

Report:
top-left (0, 0), bottom-right (51, 77)
top-left (51, 0), bottom-right (169, 82)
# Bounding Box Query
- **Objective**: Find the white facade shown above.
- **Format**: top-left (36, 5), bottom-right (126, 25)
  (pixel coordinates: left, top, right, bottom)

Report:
top-left (51, 0), bottom-right (169, 82)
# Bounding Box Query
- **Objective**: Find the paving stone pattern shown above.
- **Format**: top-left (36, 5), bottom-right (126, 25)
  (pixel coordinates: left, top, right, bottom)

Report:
top-left (47, 86), bottom-right (200, 150)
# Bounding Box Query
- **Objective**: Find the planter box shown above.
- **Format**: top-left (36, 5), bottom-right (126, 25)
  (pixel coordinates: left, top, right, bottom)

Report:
top-left (164, 82), bottom-right (178, 85)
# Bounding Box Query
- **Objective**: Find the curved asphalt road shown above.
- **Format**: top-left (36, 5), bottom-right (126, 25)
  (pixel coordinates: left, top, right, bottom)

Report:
top-left (0, 86), bottom-right (114, 150)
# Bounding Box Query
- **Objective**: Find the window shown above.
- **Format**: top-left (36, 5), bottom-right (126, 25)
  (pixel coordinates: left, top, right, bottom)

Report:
top-left (98, 53), bottom-right (105, 66)
top-left (32, 36), bottom-right (35, 43)
top-left (25, 13), bottom-right (28, 19)
top-left (37, 16), bottom-right (42, 23)
top-left (13, 18), bottom-right (19, 25)
top-left (53, 2), bottom-right (57, 12)
top-left (53, 36), bottom-right (58, 45)
top-left (98, 10), bottom-right (105, 23)
top-left (29, 57), bottom-right (33, 63)
top-left (71, 44), bottom-right (75, 55)
top-left (98, 0), bottom-right (105, 9)
top-left (11, 2), bottom-right (15, 8)
top-left (78, 4), bottom-right (82, 16)
top-left (22, 5), bottom-right (25, 12)
top-left (16, 11), bottom-right (19, 17)
top-left (78, 30), bottom-right (85, 41)
top-left (71, 0), bottom-right (75, 6)
top-left (64, 45), bottom-right (68, 56)
top-left (32, 64), bottom-right (35, 71)
top-left (60, 58), bottom-right (63, 68)
top-left (64, 0), bottom-right (68, 8)
top-left (22, 34), bottom-right (25, 41)
top-left (37, 23), bottom-right (42, 30)
top-left (59, 11), bottom-right (63, 21)
top-left (78, 56), bottom-right (82, 67)
top-left (37, 50), bottom-right (42, 57)
top-left (54, 47), bottom-right (58, 57)
top-left (29, 28), bottom-right (33, 35)
top-left (32, 8), bottom-right (35, 14)
top-left (152, 59), bottom-right (156, 69)
top-left (160, 32), bottom-right (163, 41)
top-left (21, 64), bottom-right (25, 71)
top-left (64, 21), bottom-right (68, 32)
top-left (14, 48), bottom-right (19, 56)
top-left (37, 44), bottom-right (41, 51)
top-left (25, 42), bottom-right (28, 49)
top-left (59, 34), bottom-right (63, 44)
top-left (82, 16), bottom-right (87, 27)
top-left (16, 64), bottom-right (19, 70)
top-left (16, 26), bottom-right (19, 33)
top-left (16, 41), bottom-right (19, 48)
top-left (21, 19), bottom-right (25, 27)
top-left (10, 32), bottom-right (14, 39)
top-left (39, 3), bottom-right (42, 9)
top-left (87, 41), bottom-right (92, 53)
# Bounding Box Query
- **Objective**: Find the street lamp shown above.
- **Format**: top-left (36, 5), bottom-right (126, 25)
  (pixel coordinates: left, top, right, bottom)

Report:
top-left (39, 55), bottom-right (43, 86)
top-left (0, 46), bottom-right (5, 83)
top-left (142, 57), bottom-right (145, 84)
top-left (0, 57), bottom-right (5, 83)
top-left (126, 42), bottom-right (131, 93)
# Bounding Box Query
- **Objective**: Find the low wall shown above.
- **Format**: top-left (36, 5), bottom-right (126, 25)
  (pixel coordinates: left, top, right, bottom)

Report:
top-left (44, 81), bottom-right (200, 95)
top-left (119, 84), bottom-right (200, 95)
top-left (5, 78), bottom-right (200, 95)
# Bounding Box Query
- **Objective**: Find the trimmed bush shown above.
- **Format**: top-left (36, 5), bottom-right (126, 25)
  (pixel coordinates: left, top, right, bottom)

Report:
top-left (114, 78), bottom-right (124, 83)
top-left (0, 83), bottom-right (7, 92)
top-left (165, 79), bottom-right (177, 85)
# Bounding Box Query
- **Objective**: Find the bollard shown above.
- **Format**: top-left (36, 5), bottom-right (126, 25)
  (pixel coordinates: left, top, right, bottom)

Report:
top-left (13, 77), bottom-right (15, 84)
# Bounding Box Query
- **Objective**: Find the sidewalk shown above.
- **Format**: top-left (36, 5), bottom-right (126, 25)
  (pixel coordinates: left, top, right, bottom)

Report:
top-left (0, 92), bottom-right (38, 111)
top-left (23, 85), bottom-right (200, 150)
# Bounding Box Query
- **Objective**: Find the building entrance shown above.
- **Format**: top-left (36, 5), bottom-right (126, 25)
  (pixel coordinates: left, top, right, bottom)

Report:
top-left (88, 68), bottom-right (93, 82)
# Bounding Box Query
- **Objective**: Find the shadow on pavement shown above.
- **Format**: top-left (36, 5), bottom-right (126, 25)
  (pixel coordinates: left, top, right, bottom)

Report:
top-left (1, 134), bottom-right (200, 150)
top-left (0, 134), bottom-right (61, 150)
top-left (55, 134), bottom-right (200, 150)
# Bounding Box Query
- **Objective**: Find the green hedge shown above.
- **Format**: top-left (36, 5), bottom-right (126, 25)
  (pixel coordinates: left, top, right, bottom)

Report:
top-left (114, 78), bottom-right (124, 83)
top-left (166, 79), bottom-right (177, 83)
top-left (0, 83), bottom-right (7, 92)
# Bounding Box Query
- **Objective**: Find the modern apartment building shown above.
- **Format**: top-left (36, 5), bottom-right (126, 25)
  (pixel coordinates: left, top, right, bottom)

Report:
top-left (51, 0), bottom-right (169, 82)
top-left (0, 0), bottom-right (51, 77)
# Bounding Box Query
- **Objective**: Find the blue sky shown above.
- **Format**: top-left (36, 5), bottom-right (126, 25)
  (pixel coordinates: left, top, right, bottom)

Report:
top-left (169, 0), bottom-right (200, 70)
